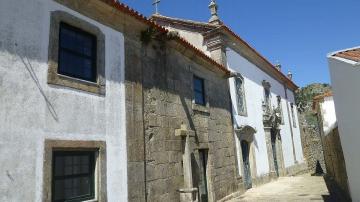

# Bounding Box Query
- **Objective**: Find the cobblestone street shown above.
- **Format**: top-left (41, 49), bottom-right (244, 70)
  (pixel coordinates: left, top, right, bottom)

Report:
top-left (227, 174), bottom-right (347, 202)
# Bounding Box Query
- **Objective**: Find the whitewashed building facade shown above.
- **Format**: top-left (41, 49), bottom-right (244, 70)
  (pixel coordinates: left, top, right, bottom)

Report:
top-left (0, 0), bottom-right (128, 201)
top-left (152, 0), bottom-right (306, 189)
top-left (328, 47), bottom-right (360, 201)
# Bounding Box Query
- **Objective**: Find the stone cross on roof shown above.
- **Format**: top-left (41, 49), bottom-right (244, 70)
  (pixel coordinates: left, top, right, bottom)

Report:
top-left (153, 0), bottom-right (160, 14)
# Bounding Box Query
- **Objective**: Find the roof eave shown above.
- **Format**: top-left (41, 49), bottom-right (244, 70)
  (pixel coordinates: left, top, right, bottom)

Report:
top-left (219, 26), bottom-right (299, 90)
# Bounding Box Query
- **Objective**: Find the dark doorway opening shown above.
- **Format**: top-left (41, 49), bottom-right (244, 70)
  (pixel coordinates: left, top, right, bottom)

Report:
top-left (198, 149), bottom-right (209, 202)
top-left (241, 140), bottom-right (252, 189)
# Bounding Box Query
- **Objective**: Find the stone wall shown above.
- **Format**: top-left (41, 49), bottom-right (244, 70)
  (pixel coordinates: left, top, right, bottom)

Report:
top-left (298, 113), bottom-right (326, 174)
top-left (322, 127), bottom-right (350, 199)
top-left (125, 33), bottom-right (239, 201)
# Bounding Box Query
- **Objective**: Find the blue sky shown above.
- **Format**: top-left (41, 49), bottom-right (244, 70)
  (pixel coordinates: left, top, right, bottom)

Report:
top-left (121, 0), bottom-right (360, 87)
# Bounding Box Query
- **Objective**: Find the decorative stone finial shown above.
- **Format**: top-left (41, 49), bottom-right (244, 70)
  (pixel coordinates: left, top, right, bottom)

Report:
top-left (275, 62), bottom-right (282, 71)
top-left (287, 70), bottom-right (293, 80)
top-left (209, 0), bottom-right (220, 25)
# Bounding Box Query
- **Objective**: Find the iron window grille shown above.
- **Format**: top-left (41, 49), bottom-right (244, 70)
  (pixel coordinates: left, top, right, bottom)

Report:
top-left (52, 151), bottom-right (95, 202)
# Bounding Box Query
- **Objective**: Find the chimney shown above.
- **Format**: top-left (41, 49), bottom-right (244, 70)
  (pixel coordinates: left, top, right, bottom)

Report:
top-left (209, 0), bottom-right (220, 25)
top-left (287, 70), bottom-right (293, 80)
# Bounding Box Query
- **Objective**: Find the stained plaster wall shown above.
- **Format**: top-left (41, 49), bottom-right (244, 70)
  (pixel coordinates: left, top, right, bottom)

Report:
top-left (162, 26), bottom-right (211, 56)
top-left (0, 0), bottom-right (127, 201)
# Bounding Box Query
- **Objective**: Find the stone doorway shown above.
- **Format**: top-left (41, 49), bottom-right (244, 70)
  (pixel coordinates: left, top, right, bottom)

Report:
top-left (271, 129), bottom-right (280, 177)
top-left (197, 149), bottom-right (209, 202)
top-left (265, 127), bottom-right (285, 177)
top-left (241, 140), bottom-right (252, 189)
top-left (235, 125), bottom-right (257, 190)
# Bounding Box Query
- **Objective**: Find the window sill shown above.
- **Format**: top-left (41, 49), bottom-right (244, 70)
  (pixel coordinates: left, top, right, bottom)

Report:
top-left (48, 72), bottom-right (105, 95)
top-left (192, 103), bottom-right (210, 114)
top-left (237, 112), bottom-right (248, 117)
top-left (84, 199), bottom-right (98, 202)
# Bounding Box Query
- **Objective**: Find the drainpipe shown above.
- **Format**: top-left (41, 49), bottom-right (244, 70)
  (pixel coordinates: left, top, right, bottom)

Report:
top-left (284, 84), bottom-right (298, 164)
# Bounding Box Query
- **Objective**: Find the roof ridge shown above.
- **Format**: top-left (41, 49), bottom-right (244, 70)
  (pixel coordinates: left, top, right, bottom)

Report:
top-left (151, 14), bottom-right (220, 28)
top-left (219, 25), bottom-right (298, 89)
top-left (328, 45), bottom-right (360, 58)
top-left (102, 0), bottom-right (229, 75)
top-left (108, 1), bottom-right (297, 89)
top-left (152, 14), bottom-right (298, 89)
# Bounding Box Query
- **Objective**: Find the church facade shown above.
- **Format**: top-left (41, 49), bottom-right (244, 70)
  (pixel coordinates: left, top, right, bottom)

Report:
top-left (0, 0), bottom-right (305, 202)
top-left (151, 0), bottom-right (306, 198)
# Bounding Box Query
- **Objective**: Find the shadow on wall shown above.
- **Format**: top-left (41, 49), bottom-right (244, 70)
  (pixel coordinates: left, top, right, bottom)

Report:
top-left (14, 43), bottom-right (59, 122)
top-left (322, 175), bottom-right (351, 202)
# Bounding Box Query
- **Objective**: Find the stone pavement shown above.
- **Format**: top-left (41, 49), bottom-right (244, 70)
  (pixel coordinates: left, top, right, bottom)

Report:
top-left (226, 174), bottom-right (348, 202)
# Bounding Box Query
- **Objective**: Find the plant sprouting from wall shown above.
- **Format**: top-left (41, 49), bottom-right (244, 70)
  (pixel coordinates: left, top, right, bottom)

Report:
top-left (141, 27), bottom-right (157, 45)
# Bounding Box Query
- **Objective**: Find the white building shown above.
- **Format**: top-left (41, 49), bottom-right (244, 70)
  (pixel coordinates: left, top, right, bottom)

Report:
top-left (152, 0), bottom-right (305, 190)
top-left (313, 92), bottom-right (337, 136)
top-left (0, 0), bottom-right (128, 201)
top-left (328, 47), bottom-right (360, 201)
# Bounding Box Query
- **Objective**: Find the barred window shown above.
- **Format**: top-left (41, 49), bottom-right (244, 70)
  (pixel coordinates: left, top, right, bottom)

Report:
top-left (52, 151), bottom-right (95, 202)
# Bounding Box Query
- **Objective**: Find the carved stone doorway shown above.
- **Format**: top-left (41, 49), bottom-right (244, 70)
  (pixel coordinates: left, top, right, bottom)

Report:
top-left (265, 127), bottom-right (285, 177)
top-left (235, 125), bottom-right (257, 190)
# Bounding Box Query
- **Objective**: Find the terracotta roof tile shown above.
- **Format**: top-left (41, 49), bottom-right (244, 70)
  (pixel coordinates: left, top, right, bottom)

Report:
top-left (333, 48), bottom-right (360, 62)
top-left (313, 91), bottom-right (333, 101)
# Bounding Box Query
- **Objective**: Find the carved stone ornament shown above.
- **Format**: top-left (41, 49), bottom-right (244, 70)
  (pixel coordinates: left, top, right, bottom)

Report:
top-left (263, 105), bottom-right (283, 129)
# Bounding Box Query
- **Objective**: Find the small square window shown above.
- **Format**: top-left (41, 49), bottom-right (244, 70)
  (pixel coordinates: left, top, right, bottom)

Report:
top-left (52, 151), bottom-right (95, 202)
top-left (58, 23), bottom-right (97, 82)
top-left (193, 76), bottom-right (206, 106)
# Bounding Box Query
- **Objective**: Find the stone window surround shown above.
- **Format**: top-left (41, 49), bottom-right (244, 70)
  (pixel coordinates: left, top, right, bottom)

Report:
top-left (192, 74), bottom-right (210, 114)
top-left (276, 95), bottom-right (285, 125)
top-left (234, 73), bottom-right (247, 117)
top-left (43, 139), bottom-right (107, 202)
top-left (48, 11), bottom-right (106, 95)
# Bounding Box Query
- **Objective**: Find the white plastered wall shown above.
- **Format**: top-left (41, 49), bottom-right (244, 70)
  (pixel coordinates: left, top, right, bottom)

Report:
top-left (319, 96), bottom-right (337, 135)
top-left (227, 48), bottom-right (303, 177)
top-left (0, 0), bottom-right (127, 201)
top-left (328, 56), bottom-right (360, 201)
